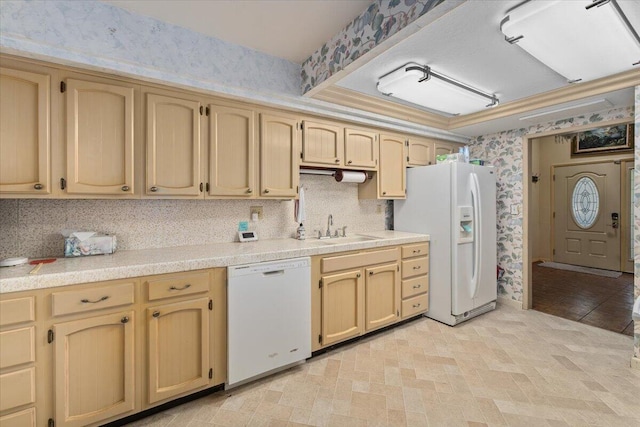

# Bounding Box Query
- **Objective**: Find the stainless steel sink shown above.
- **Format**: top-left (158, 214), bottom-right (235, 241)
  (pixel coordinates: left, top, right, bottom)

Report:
top-left (317, 234), bottom-right (380, 245)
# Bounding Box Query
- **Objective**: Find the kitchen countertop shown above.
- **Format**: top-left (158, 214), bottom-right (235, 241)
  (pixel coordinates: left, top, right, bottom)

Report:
top-left (0, 230), bottom-right (429, 293)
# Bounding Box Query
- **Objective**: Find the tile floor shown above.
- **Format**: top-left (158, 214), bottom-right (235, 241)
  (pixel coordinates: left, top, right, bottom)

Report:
top-left (532, 262), bottom-right (634, 336)
top-left (126, 304), bottom-right (640, 427)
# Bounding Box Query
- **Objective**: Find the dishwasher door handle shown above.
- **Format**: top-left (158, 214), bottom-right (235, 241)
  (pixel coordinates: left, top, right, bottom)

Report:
top-left (263, 270), bottom-right (285, 276)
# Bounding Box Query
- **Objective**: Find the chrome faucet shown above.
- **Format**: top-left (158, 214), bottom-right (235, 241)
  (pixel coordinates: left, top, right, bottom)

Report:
top-left (326, 214), bottom-right (333, 237)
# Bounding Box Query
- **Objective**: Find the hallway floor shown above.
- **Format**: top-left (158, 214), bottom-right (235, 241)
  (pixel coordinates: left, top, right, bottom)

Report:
top-left (126, 304), bottom-right (639, 427)
top-left (532, 262), bottom-right (634, 336)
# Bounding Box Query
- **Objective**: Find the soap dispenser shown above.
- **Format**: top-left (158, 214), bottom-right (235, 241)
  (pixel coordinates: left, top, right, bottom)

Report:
top-left (296, 223), bottom-right (306, 240)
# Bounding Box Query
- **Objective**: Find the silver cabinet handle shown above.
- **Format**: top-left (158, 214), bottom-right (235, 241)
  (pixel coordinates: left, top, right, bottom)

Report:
top-left (152, 311), bottom-right (160, 318)
top-left (33, 183), bottom-right (43, 190)
top-left (246, 188), bottom-right (253, 194)
top-left (121, 185), bottom-right (130, 192)
top-left (121, 316), bottom-right (129, 324)
top-left (169, 284), bottom-right (191, 291)
top-left (413, 284), bottom-right (422, 289)
top-left (264, 188), bottom-right (270, 194)
top-left (150, 186), bottom-right (158, 192)
top-left (81, 296), bottom-right (109, 304)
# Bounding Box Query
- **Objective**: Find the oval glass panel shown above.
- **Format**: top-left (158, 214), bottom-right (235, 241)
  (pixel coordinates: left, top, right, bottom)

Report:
top-left (571, 177), bottom-right (599, 229)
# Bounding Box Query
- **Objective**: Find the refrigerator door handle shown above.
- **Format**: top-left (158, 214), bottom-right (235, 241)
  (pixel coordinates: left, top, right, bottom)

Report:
top-left (470, 172), bottom-right (481, 299)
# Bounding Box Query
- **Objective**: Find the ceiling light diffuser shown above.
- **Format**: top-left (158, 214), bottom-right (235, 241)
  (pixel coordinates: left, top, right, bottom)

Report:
top-left (376, 63), bottom-right (499, 116)
top-left (501, 0), bottom-right (640, 83)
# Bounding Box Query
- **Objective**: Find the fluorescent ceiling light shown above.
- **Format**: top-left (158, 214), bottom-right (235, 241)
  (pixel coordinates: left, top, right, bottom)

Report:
top-left (518, 99), bottom-right (613, 122)
top-left (501, 0), bottom-right (640, 83)
top-left (376, 63), bottom-right (498, 116)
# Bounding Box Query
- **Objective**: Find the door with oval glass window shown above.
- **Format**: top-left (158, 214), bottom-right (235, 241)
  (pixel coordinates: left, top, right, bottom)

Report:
top-left (553, 162), bottom-right (620, 271)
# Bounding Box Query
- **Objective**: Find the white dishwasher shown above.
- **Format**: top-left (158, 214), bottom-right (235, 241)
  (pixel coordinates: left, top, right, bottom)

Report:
top-left (227, 257), bottom-right (311, 387)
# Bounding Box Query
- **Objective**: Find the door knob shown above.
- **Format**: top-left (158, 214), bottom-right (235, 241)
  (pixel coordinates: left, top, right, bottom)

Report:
top-left (610, 212), bottom-right (619, 229)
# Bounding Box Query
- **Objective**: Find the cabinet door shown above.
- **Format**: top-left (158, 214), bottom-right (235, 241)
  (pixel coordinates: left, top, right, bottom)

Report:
top-left (321, 269), bottom-right (363, 346)
top-left (146, 93), bottom-right (201, 197)
top-left (301, 120), bottom-right (343, 167)
top-left (407, 137), bottom-right (434, 166)
top-left (208, 104), bottom-right (256, 197)
top-left (53, 311), bottom-right (135, 427)
top-left (434, 141), bottom-right (463, 159)
top-left (0, 67), bottom-right (50, 194)
top-left (365, 263), bottom-right (400, 331)
top-left (344, 128), bottom-right (378, 170)
top-left (147, 297), bottom-right (210, 404)
top-left (259, 113), bottom-right (299, 198)
top-left (378, 134), bottom-right (406, 198)
top-left (65, 79), bottom-right (135, 195)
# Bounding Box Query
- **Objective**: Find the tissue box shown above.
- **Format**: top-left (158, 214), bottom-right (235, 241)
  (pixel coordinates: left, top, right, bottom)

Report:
top-left (436, 153), bottom-right (465, 164)
top-left (64, 232), bottom-right (117, 257)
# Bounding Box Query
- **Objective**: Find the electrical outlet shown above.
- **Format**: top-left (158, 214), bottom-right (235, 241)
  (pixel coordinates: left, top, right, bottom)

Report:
top-left (376, 204), bottom-right (383, 214)
top-left (510, 204), bottom-right (519, 215)
top-left (250, 206), bottom-right (263, 220)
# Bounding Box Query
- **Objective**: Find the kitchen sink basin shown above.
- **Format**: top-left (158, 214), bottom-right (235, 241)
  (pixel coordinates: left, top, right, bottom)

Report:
top-left (317, 234), bottom-right (380, 245)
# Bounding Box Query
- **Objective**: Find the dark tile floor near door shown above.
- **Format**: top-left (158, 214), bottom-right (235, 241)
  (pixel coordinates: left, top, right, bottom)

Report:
top-left (532, 262), bottom-right (634, 336)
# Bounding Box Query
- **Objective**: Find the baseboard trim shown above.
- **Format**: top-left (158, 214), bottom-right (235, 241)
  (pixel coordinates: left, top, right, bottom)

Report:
top-left (632, 356), bottom-right (640, 370)
top-left (497, 295), bottom-right (523, 310)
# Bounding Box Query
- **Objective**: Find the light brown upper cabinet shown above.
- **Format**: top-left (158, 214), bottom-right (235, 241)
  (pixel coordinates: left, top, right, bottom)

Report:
top-left (301, 120), bottom-right (343, 168)
top-left (434, 140), bottom-right (464, 159)
top-left (0, 67), bottom-right (51, 195)
top-left (145, 91), bottom-right (202, 197)
top-left (207, 104), bottom-right (256, 197)
top-left (406, 136), bottom-right (435, 166)
top-left (260, 113), bottom-right (300, 198)
top-left (344, 128), bottom-right (378, 170)
top-left (64, 78), bottom-right (135, 196)
top-left (359, 133), bottom-right (406, 199)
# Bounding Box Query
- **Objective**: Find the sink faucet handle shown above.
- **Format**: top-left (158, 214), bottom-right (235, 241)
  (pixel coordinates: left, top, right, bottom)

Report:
top-left (341, 226), bottom-right (347, 237)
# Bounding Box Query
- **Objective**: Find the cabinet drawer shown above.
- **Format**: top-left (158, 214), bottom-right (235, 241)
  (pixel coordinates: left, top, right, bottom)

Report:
top-left (401, 275), bottom-right (429, 299)
top-left (322, 248), bottom-right (399, 273)
top-left (401, 256), bottom-right (429, 279)
top-left (402, 293), bottom-right (429, 319)
top-left (0, 407), bottom-right (36, 427)
top-left (147, 271), bottom-right (209, 301)
top-left (401, 243), bottom-right (429, 259)
top-left (0, 326), bottom-right (35, 369)
top-left (0, 367), bottom-right (35, 412)
top-left (0, 297), bottom-right (35, 327)
top-left (52, 282), bottom-right (135, 317)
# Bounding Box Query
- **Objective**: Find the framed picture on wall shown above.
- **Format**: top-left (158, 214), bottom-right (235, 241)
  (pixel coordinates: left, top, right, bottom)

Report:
top-left (572, 123), bottom-right (633, 155)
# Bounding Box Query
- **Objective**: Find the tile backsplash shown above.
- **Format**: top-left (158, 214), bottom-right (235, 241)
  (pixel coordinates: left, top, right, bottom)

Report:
top-left (0, 175), bottom-right (386, 259)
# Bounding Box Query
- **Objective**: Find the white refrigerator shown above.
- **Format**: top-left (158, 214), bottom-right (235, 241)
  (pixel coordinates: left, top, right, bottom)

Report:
top-left (394, 162), bottom-right (497, 326)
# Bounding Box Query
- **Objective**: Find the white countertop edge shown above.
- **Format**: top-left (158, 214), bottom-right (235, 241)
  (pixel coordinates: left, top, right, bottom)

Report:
top-left (0, 231), bottom-right (429, 293)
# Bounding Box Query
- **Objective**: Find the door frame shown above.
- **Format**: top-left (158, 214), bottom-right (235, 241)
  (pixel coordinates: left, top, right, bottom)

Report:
top-left (522, 117), bottom-right (633, 309)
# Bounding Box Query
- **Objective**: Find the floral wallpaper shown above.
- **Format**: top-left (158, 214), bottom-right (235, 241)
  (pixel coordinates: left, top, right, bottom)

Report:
top-left (301, 0), bottom-right (446, 93)
top-left (469, 105), bottom-right (635, 304)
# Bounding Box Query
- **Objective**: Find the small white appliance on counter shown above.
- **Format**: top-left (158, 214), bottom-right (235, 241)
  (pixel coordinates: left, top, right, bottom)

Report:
top-left (227, 257), bottom-right (311, 387)
top-left (395, 162), bottom-right (497, 326)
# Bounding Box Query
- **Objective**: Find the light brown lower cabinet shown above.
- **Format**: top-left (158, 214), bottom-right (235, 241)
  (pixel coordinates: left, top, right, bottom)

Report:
top-left (147, 297), bottom-right (210, 404)
top-left (313, 246), bottom-right (403, 351)
top-left (0, 268), bottom-right (226, 427)
top-left (320, 269), bottom-right (364, 347)
top-left (53, 311), bottom-right (136, 427)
